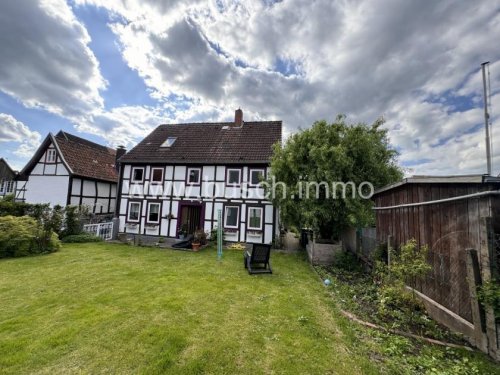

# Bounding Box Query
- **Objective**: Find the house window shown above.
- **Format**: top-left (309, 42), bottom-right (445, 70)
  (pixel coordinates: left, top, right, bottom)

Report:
top-left (5, 181), bottom-right (14, 194)
top-left (227, 169), bottom-right (241, 185)
top-left (187, 168), bottom-right (201, 184)
top-left (161, 137), bottom-right (177, 147)
top-left (224, 206), bottom-right (239, 228)
top-left (248, 207), bottom-right (263, 230)
top-left (46, 149), bottom-right (56, 163)
top-left (151, 168), bottom-right (163, 183)
top-left (131, 167), bottom-right (144, 183)
top-left (249, 169), bottom-right (265, 186)
top-left (0, 180), bottom-right (4, 194)
top-left (127, 202), bottom-right (141, 222)
top-left (147, 202), bottom-right (161, 223)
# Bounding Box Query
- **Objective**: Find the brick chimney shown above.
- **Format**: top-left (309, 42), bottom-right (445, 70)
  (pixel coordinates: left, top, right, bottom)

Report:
top-left (115, 145), bottom-right (126, 170)
top-left (234, 108), bottom-right (243, 127)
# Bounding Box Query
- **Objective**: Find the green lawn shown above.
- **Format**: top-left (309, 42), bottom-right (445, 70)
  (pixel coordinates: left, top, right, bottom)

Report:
top-left (0, 243), bottom-right (497, 374)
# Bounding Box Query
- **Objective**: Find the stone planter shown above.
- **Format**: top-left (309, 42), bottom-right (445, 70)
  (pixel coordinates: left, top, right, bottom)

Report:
top-left (306, 239), bottom-right (342, 265)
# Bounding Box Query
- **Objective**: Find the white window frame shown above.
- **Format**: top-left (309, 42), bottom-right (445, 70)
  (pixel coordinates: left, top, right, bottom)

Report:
top-left (224, 205), bottom-right (240, 229)
top-left (0, 180), bottom-right (5, 194)
top-left (249, 169), bottom-right (265, 186)
top-left (46, 149), bottom-right (56, 163)
top-left (247, 207), bottom-right (263, 230)
top-left (131, 167), bottom-right (144, 183)
top-left (5, 181), bottom-right (14, 194)
top-left (147, 202), bottom-right (161, 224)
top-left (127, 201), bottom-right (141, 222)
top-left (151, 168), bottom-right (164, 183)
top-left (226, 168), bottom-right (241, 185)
top-left (187, 167), bottom-right (201, 185)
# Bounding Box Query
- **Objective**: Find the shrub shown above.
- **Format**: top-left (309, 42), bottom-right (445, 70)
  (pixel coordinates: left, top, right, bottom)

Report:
top-left (0, 215), bottom-right (60, 258)
top-left (62, 205), bottom-right (87, 236)
top-left (210, 226), bottom-right (224, 243)
top-left (477, 281), bottom-right (500, 318)
top-left (374, 239), bottom-right (431, 324)
top-left (62, 234), bottom-right (103, 243)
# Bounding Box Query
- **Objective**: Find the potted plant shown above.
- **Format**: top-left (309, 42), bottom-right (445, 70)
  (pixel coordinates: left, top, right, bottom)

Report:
top-left (192, 229), bottom-right (207, 251)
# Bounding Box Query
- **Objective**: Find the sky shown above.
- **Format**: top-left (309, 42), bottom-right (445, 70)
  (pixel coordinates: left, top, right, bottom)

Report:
top-left (0, 0), bottom-right (499, 176)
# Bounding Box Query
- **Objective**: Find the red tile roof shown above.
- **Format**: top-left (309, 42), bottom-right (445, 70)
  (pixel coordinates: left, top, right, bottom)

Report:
top-left (120, 121), bottom-right (282, 164)
top-left (55, 131), bottom-right (118, 183)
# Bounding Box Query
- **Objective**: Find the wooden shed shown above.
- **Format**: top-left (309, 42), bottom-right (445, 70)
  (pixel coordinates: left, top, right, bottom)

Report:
top-left (373, 175), bottom-right (500, 359)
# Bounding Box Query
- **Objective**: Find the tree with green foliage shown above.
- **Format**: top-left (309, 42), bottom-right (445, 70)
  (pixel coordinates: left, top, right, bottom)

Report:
top-left (269, 115), bottom-right (402, 239)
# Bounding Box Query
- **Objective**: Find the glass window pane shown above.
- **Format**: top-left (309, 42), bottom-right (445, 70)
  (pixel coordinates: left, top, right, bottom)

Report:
top-left (251, 170), bottom-right (263, 185)
top-left (228, 170), bottom-right (240, 184)
top-left (129, 203), bottom-right (140, 220)
top-left (188, 169), bottom-right (200, 183)
top-left (152, 169), bottom-right (163, 182)
top-left (133, 168), bottom-right (143, 181)
top-left (149, 203), bottom-right (160, 222)
top-left (249, 208), bottom-right (262, 229)
top-left (225, 206), bottom-right (238, 227)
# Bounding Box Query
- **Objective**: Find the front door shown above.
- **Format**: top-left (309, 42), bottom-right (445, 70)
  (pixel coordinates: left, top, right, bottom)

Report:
top-left (178, 203), bottom-right (203, 236)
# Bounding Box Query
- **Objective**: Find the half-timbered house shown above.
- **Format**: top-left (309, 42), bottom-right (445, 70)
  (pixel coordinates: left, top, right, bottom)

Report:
top-left (117, 109), bottom-right (282, 244)
top-left (0, 158), bottom-right (17, 198)
top-left (16, 131), bottom-right (121, 215)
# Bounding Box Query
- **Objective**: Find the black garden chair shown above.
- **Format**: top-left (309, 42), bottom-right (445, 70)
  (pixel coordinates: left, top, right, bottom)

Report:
top-left (244, 243), bottom-right (272, 274)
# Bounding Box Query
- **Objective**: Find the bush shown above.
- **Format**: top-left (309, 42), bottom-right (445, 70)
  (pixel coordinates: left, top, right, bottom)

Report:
top-left (62, 234), bottom-right (103, 243)
top-left (64, 206), bottom-right (83, 236)
top-left (0, 215), bottom-right (60, 258)
top-left (210, 226), bottom-right (224, 243)
top-left (477, 281), bottom-right (500, 318)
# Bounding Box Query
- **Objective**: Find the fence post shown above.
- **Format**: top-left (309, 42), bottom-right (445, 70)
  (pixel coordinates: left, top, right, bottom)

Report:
top-left (465, 248), bottom-right (488, 352)
top-left (479, 217), bottom-right (499, 359)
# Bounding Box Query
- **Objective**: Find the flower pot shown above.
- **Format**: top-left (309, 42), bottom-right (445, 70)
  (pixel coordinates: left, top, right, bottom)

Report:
top-left (192, 242), bottom-right (201, 251)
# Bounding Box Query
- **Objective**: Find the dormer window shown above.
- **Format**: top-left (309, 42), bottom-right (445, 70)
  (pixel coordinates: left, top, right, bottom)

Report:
top-left (161, 137), bottom-right (177, 148)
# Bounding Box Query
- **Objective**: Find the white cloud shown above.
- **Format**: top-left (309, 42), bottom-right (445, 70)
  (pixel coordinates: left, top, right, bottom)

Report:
top-left (3, 0), bottom-right (500, 177)
top-left (0, 113), bottom-right (42, 158)
top-left (0, 0), bottom-right (106, 119)
top-left (84, 0), bottom-right (500, 175)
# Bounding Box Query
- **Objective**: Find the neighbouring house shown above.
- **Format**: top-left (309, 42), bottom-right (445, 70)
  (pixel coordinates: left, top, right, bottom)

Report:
top-left (0, 158), bottom-right (17, 198)
top-left (16, 131), bottom-right (123, 215)
top-left (372, 174), bottom-right (500, 360)
top-left (117, 109), bottom-right (282, 244)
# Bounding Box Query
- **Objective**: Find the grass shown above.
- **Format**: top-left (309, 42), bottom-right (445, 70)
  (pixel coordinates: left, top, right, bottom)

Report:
top-left (0, 243), bottom-right (498, 374)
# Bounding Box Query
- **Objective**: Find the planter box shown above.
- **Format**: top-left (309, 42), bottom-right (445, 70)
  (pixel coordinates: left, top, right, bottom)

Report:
top-left (306, 240), bottom-right (342, 265)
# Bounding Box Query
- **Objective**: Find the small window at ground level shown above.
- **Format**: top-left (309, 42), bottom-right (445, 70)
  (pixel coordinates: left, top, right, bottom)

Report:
top-left (187, 168), bottom-right (201, 184)
top-left (227, 169), bottom-right (241, 185)
top-left (46, 149), bottom-right (56, 163)
top-left (128, 202), bottom-right (141, 222)
top-left (147, 202), bottom-right (161, 223)
top-left (224, 206), bottom-right (239, 228)
top-left (248, 207), bottom-right (263, 230)
top-left (151, 168), bottom-right (163, 183)
top-left (131, 167), bottom-right (144, 182)
top-left (250, 169), bottom-right (265, 185)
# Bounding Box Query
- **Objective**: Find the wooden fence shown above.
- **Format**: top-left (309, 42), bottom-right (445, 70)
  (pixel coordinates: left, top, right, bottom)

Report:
top-left (371, 182), bottom-right (500, 359)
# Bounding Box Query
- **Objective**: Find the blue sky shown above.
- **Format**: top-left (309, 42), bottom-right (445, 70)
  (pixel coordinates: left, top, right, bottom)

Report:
top-left (0, 0), bottom-right (499, 175)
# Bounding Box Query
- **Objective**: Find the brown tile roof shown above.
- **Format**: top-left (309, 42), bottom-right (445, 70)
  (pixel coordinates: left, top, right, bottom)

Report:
top-left (120, 121), bottom-right (282, 164)
top-left (54, 131), bottom-right (118, 183)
